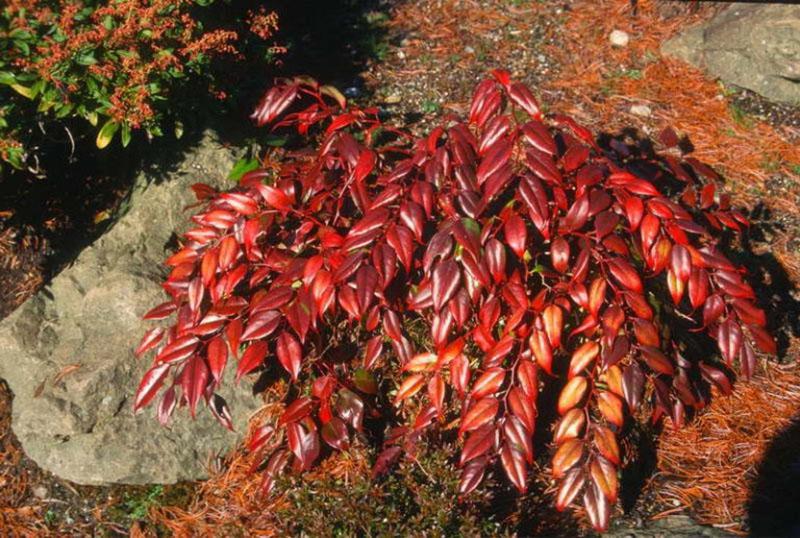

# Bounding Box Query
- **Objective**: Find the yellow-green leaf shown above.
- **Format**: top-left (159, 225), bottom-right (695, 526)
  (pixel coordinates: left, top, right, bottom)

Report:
top-left (320, 85), bottom-right (347, 108)
top-left (120, 124), bottom-right (132, 148)
top-left (10, 84), bottom-right (35, 99)
top-left (96, 120), bottom-right (119, 149)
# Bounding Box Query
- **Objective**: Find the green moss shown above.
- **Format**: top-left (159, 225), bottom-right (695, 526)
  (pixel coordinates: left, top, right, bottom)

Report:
top-left (272, 446), bottom-right (505, 537)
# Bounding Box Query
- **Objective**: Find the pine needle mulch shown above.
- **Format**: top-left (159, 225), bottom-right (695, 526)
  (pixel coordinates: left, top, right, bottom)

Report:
top-left (654, 363), bottom-right (800, 535)
top-left (146, 405), bottom-right (284, 536)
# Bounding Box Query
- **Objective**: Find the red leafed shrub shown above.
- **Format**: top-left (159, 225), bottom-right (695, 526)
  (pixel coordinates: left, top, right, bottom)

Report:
top-left (134, 71), bottom-right (776, 531)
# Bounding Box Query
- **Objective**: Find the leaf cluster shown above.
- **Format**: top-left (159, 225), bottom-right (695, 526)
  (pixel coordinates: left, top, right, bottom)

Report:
top-left (135, 71), bottom-right (775, 531)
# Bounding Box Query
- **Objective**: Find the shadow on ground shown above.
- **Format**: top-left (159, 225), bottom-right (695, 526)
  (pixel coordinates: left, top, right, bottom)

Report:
top-left (747, 416), bottom-right (800, 536)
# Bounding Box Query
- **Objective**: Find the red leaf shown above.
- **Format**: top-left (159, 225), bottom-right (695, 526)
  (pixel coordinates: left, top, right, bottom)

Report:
top-left (355, 265), bottom-right (379, 315)
top-left (521, 120), bottom-right (556, 155)
top-left (157, 386), bottom-right (177, 426)
top-left (287, 421), bottom-right (320, 471)
top-left (386, 225), bottom-right (415, 271)
top-left (583, 480), bottom-right (611, 531)
top-left (508, 81), bottom-right (541, 119)
top-left (226, 318), bottom-right (243, 358)
top-left (276, 330), bottom-right (303, 381)
top-left (749, 325), bottom-right (776, 355)
top-left (399, 201), bottom-right (425, 241)
top-left (236, 341), bottom-right (268, 381)
top-left (459, 396), bottom-right (499, 435)
top-left (247, 424), bottom-right (275, 452)
top-left (555, 468), bottom-right (585, 511)
top-left (470, 367), bottom-right (506, 399)
top-left (607, 258), bottom-right (643, 294)
top-left (181, 356), bottom-right (210, 417)
top-left (508, 387), bottom-right (537, 434)
top-left (260, 185), bottom-right (293, 212)
top-left (458, 457), bottom-right (488, 496)
top-left (143, 301), bottom-right (177, 320)
top-left (504, 415), bottom-right (534, 464)
top-left (551, 237), bottom-right (570, 273)
top-left (156, 335), bottom-right (199, 364)
top-left (485, 238), bottom-right (507, 283)
top-left (322, 417), bottom-right (350, 451)
top-left (562, 145), bottom-right (589, 173)
top-left (371, 446), bottom-right (402, 479)
top-left (207, 335), bottom-right (228, 384)
top-left (134, 362), bottom-right (171, 412)
top-left (135, 327), bottom-right (164, 357)
top-left (353, 149), bottom-right (376, 183)
top-left (428, 374), bottom-right (446, 416)
top-left (529, 328), bottom-right (553, 375)
top-left (503, 212), bottom-right (527, 258)
top-left (394, 374), bottom-right (425, 404)
top-left (460, 425), bottom-right (495, 465)
top-left (432, 259), bottom-right (461, 311)
top-left (279, 396), bottom-right (314, 425)
top-left (500, 444), bottom-right (528, 493)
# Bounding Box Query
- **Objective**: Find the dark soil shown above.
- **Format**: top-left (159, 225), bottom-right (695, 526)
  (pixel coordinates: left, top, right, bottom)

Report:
top-left (730, 87), bottom-right (800, 133)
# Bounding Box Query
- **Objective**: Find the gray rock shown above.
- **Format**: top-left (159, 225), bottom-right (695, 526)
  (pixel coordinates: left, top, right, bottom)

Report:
top-left (605, 515), bottom-right (736, 538)
top-left (662, 4), bottom-right (800, 104)
top-left (0, 132), bottom-right (262, 485)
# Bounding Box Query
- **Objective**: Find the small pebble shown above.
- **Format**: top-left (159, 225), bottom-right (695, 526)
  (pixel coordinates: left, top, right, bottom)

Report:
top-left (396, 50), bottom-right (406, 60)
top-left (630, 104), bottom-right (652, 117)
top-left (609, 29), bottom-right (630, 47)
top-left (464, 45), bottom-right (475, 54)
top-left (33, 485), bottom-right (48, 499)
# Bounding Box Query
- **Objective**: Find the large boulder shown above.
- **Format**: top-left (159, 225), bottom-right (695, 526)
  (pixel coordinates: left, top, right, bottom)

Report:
top-left (662, 4), bottom-right (800, 104)
top-left (0, 132), bottom-right (262, 485)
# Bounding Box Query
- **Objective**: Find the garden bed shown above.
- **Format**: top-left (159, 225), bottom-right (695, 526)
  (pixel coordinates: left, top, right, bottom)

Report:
top-left (0, 1), bottom-right (798, 535)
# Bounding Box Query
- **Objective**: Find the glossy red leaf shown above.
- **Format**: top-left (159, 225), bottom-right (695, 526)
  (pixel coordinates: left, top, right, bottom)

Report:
top-left (133, 362), bottom-right (171, 412)
top-left (432, 259), bottom-right (461, 311)
top-left (135, 327), bottom-right (164, 357)
top-left (236, 341), bottom-right (268, 381)
top-left (276, 330), bottom-right (303, 381)
top-left (504, 212), bottom-right (528, 258)
top-left (500, 444), bottom-right (528, 493)
top-left (321, 417), bottom-right (350, 451)
top-left (207, 335), bottom-right (228, 384)
top-left (459, 396), bottom-right (499, 436)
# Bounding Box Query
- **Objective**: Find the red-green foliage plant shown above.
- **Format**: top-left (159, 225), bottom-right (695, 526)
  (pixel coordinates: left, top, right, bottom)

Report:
top-left (134, 71), bottom-right (776, 531)
top-left (0, 0), bottom-right (281, 170)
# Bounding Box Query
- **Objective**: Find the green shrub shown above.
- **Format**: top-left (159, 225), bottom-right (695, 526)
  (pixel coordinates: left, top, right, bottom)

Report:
top-left (0, 0), bottom-right (280, 170)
